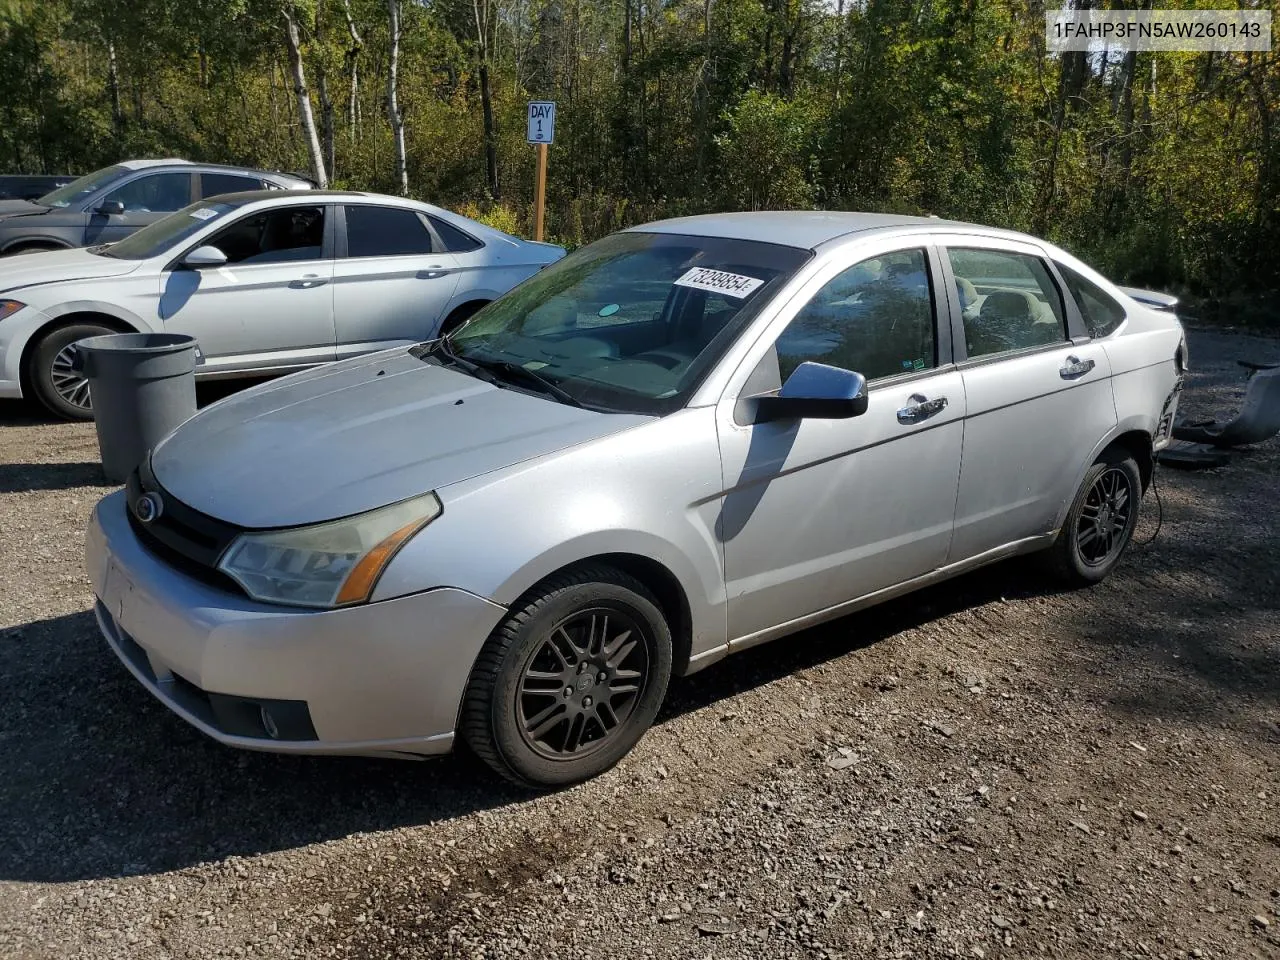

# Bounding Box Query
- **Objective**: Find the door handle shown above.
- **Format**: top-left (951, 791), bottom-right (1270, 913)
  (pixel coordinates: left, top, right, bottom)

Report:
top-left (289, 275), bottom-right (328, 289)
top-left (1060, 355), bottom-right (1096, 379)
top-left (897, 394), bottom-right (948, 424)
top-left (418, 266), bottom-right (453, 279)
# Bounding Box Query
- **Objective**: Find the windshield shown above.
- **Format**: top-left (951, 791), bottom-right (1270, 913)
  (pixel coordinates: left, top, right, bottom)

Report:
top-left (98, 201), bottom-right (237, 260)
top-left (37, 165), bottom-right (129, 208)
top-left (446, 231), bottom-right (811, 415)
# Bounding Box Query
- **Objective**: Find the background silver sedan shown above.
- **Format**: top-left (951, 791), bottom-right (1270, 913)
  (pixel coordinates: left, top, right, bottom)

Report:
top-left (0, 190), bottom-right (565, 418)
top-left (86, 212), bottom-right (1185, 787)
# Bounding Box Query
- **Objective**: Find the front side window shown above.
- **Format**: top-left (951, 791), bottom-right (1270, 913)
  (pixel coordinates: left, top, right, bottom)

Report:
top-left (444, 231), bottom-right (811, 414)
top-left (103, 172), bottom-right (192, 213)
top-left (203, 205), bottom-right (326, 264)
top-left (1057, 262), bottom-right (1126, 338)
top-left (37, 165), bottom-right (130, 208)
top-left (344, 205), bottom-right (434, 257)
top-left (774, 249), bottom-right (936, 382)
top-left (200, 173), bottom-right (265, 199)
top-left (948, 247), bottom-right (1066, 359)
top-left (99, 201), bottom-right (239, 260)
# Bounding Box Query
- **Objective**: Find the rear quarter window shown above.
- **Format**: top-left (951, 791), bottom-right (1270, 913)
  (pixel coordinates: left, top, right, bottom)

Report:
top-left (1057, 262), bottom-right (1127, 338)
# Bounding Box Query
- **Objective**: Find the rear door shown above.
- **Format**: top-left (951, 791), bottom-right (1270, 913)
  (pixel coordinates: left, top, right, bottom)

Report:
top-left (941, 239), bottom-right (1116, 562)
top-left (331, 203), bottom-right (460, 360)
top-left (85, 171), bottom-right (195, 244)
top-left (156, 202), bottom-right (336, 373)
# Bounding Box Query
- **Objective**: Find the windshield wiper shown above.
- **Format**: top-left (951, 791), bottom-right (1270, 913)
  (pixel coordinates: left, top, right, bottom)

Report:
top-left (410, 337), bottom-right (583, 407)
top-left (465, 355), bottom-right (584, 408)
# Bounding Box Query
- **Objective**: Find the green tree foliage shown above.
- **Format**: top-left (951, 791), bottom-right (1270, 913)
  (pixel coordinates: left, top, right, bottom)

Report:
top-left (0, 0), bottom-right (1276, 308)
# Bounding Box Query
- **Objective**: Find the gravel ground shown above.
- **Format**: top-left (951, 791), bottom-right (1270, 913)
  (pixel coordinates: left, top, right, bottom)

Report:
top-left (1, 329), bottom-right (1277, 960)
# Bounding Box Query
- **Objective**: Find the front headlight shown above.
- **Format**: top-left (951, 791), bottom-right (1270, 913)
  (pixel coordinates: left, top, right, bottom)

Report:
top-left (216, 492), bottom-right (442, 608)
top-left (0, 300), bottom-right (26, 321)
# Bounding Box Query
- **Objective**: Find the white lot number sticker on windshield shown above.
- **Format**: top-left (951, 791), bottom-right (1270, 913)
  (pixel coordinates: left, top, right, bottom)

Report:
top-left (674, 267), bottom-right (764, 299)
top-left (189, 208), bottom-right (218, 220)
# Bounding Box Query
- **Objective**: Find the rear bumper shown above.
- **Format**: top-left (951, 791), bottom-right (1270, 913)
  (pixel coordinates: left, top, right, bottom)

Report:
top-left (0, 378), bottom-right (20, 399)
top-left (87, 490), bottom-right (508, 758)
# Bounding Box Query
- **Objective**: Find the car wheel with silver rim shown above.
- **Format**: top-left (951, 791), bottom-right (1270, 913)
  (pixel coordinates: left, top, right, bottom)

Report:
top-left (461, 565), bottom-right (672, 788)
top-left (1048, 448), bottom-right (1143, 585)
top-left (27, 321), bottom-right (115, 420)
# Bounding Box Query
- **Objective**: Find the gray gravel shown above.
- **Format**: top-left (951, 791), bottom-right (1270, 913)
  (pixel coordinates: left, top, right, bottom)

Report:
top-left (1, 329), bottom-right (1278, 959)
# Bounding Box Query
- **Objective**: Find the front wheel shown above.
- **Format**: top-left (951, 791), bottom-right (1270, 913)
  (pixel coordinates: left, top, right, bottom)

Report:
top-left (26, 322), bottom-right (116, 420)
top-left (460, 565), bottom-right (673, 788)
top-left (1047, 450), bottom-right (1143, 585)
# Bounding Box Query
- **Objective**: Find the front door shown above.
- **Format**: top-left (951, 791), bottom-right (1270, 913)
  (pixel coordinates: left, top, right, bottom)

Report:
top-left (156, 203), bottom-right (337, 374)
top-left (717, 244), bottom-right (966, 643)
top-left (331, 203), bottom-right (461, 360)
top-left (942, 242), bottom-right (1117, 562)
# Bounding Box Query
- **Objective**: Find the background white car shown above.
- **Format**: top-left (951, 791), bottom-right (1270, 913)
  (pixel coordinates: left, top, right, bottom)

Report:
top-left (0, 190), bottom-right (565, 418)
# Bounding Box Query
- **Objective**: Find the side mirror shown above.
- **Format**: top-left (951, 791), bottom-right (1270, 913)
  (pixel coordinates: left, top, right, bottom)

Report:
top-left (754, 361), bottom-right (868, 422)
top-left (182, 245), bottom-right (228, 268)
top-left (94, 200), bottom-right (126, 216)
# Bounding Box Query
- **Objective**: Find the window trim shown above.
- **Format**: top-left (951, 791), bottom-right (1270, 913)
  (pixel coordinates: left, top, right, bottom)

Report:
top-left (336, 202), bottom-right (440, 260)
top-left (937, 241), bottom-right (1088, 365)
top-left (94, 170), bottom-right (196, 214)
top-left (167, 202), bottom-right (336, 271)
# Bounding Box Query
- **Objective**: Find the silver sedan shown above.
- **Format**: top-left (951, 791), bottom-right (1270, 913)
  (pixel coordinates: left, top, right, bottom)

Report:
top-left (86, 212), bottom-right (1186, 787)
top-left (0, 190), bottom-right (564, 418)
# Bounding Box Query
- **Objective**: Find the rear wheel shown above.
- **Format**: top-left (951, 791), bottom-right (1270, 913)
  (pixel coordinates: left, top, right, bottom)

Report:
top-left (461, 565), bottom-right (672, 788)
top-left (26, 322), bottom-right (115, 420)
top-left (1047, 449), bottom-right (1143, 585)
top-left (438, 301), bottom-right (488, 338)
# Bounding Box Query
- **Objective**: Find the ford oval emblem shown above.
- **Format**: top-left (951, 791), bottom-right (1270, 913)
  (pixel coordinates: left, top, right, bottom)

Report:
top-left (134, 492), bottom-right (164, 524)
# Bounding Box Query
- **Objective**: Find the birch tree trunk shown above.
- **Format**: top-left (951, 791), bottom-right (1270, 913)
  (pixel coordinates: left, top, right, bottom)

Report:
top-left (386, 0), bottom-right (409, 195)
top-left (343, 0), bottom-right (362, 139)
top-left (315, 2), bottom-right (336, 178)
top-left (106, 40), bottom-right (123, 137)
top-left (282, 2), bottom-right (329, 187)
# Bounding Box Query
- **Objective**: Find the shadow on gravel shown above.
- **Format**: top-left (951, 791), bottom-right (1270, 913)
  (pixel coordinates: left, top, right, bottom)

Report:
top-left (1, 524), bottom-right (1275, 884)
top-left (0, 461), bottom-right (106, 493)
top-left (0, 564), bottom-right (1056, 885)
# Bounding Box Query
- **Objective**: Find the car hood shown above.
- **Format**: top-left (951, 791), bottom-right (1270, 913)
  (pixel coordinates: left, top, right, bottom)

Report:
top-left (0, 199), bottom-right (48, 219)
top-left (151, 350), bottom-right (651, 528)
top-left (0, 246), bottom-right (141, 294)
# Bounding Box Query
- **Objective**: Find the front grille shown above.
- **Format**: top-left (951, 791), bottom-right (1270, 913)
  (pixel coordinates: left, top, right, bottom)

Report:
top-left (126, 460), bottom-right (242, 592)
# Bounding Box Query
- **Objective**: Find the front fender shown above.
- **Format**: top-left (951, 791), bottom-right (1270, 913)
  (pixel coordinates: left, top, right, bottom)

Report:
top-left (0, 236), bottom-right (74, 255)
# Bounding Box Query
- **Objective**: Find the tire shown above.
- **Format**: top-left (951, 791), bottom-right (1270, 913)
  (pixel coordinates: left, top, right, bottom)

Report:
top-left (438, 301), bottom-right (488, 338)
top-left (1046, 449), bottom-right (1143, 586)
top-left (26, 322), bottom-right (115, 420)
top-left (460, 565), bottom-right (673, 789)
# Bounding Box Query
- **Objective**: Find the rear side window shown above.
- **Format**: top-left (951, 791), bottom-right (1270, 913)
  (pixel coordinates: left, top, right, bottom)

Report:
top-left (428, 215), bottom-right (483, 253)
top-left (345, 205), bottom-right (434, 257)
top-left (200, 173), bottom-right (265, 199)
top-left (947, 248), bottom-right (1066, 359)
top-left (1057, 262), bottom-right (1126, 338)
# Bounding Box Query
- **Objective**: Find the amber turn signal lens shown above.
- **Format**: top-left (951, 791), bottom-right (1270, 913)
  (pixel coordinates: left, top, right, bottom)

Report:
top-left (334, 516), bottom-right (431, 606)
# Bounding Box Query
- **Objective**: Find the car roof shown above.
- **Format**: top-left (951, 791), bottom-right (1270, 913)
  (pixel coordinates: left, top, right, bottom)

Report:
top-left (203, 189), bottom-right (432, 205)
top-left (114, 158), bottom-right (309, 183)
top-left (628, 211), bottom-right (1028, 251)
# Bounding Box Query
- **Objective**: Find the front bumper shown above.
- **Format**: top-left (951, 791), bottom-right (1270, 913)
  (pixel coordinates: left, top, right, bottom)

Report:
top-left (86, 490), bottom-right (508, 758)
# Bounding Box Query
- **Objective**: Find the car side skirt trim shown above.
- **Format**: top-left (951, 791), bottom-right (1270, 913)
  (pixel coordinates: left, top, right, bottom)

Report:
top-left (722, 532), bottom-right (1056, 656)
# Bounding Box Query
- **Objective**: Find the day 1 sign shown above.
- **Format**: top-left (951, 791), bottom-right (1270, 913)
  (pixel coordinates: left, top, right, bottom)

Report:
top-left (527, 101), bottom-right (555, 144)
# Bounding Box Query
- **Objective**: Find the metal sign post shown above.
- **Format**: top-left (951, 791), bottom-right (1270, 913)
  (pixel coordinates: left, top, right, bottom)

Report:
top-left (527, 101), bottom-right (555, 242)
